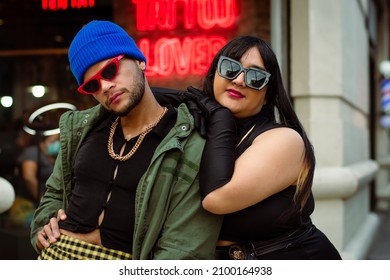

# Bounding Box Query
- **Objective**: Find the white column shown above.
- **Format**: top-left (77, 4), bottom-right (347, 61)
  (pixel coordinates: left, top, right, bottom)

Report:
top-left (290, 0), bottom-right (379, 259)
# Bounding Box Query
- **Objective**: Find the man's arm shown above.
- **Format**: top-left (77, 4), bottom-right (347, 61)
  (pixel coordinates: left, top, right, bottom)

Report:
top-left (153, 176), bottom-right (223, 260)
top-left (35, 209), bottom-right (67, 251)
top-left (152, 132), bottom-right (223, 259)
top-left (30, 152), bottom-right (67, 253)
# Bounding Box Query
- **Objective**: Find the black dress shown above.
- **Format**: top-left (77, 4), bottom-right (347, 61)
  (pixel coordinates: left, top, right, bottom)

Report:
top-left (216, 106), bottom-right (342, 260)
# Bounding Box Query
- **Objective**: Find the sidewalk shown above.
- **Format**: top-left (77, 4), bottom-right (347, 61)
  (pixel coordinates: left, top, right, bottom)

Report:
top-left (367, 210), bottom-right (390, 260)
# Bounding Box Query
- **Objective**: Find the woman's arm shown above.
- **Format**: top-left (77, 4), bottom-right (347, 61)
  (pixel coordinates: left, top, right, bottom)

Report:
top-left (202, 127), bottom-right (305, 214)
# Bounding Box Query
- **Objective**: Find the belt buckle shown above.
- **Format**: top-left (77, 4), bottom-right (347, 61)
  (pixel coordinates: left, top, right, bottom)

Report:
top-left (228, 245), bottom-right (246, 260)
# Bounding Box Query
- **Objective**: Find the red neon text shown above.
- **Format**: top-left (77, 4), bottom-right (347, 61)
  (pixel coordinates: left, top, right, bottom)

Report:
top-left (140, 36), bottom-right (226, 76)
top-left (132, 0), bottom-right (237, 31)
top-left (42, 0), bottom-right (95, 10)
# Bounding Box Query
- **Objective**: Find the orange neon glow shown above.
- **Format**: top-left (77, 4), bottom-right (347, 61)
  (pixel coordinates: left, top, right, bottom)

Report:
top-left (132, 0), bottom-right (237, 31)
top-left (42, 0), bottom-right (94, 10)
top-left (139, 36), bottom-right (227, 76)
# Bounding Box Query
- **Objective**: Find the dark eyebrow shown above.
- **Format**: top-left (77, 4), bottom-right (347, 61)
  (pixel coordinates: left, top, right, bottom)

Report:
top-left (238, 58), bottom-right (267, 72)
top-left (247, 64), bottom-right (268, 72)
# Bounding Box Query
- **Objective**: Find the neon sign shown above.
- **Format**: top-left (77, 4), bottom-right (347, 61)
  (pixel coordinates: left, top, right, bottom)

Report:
top-left (141, 36), bottom-right (226, 76)
top-left (132, 0), bottom-right (237, 31)
top-left (42, 0), bottom-right (95, 10)
top-left (135, 0), bottom-right (238, 77)
top-left (41, 0), bottom-right (238, 77)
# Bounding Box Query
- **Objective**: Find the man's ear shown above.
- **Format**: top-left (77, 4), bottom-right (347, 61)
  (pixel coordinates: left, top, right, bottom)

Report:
top-left (138, 61), bottom-right (146, 71)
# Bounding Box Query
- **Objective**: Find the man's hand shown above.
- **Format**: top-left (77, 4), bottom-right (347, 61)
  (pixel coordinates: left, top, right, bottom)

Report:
top-left (36, 209), bottom-right (67, 251)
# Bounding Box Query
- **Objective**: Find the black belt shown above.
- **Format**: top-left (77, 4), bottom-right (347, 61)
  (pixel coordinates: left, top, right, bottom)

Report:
top-left (216, 225), bottom-right (314, 260)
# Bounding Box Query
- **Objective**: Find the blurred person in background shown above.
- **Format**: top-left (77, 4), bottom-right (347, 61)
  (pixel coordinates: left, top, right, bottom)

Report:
top-left (17, 133), bottom-right (59, 203)
top-left (5, 132), bottom-right (59, 228)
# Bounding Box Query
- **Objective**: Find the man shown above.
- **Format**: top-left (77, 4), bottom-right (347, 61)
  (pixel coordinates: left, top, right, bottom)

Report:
top-left (30, 20), bottom-right (222, 260)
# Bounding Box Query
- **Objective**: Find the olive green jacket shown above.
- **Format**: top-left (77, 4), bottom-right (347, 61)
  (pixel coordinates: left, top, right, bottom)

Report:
top-left (30, 103), bottom-right (222, 259)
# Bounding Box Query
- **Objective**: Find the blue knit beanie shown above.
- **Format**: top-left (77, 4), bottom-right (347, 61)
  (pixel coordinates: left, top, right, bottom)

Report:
top-left (68, 20), bottom-right (146, 85)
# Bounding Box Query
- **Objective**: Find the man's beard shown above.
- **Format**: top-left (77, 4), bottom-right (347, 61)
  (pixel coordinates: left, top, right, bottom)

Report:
top-left (112, 70), bottom-right (145, 117)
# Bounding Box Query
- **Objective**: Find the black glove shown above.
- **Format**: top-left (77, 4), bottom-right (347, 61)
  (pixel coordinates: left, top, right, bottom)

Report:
top-left (151, 87), bottom-right (212, 138)
top-left (151, 87), bottom-right (206, 135)
top-left (152, 87), bottom-right (236, 198)
top-left (151, 87), bottom-right (187, 107)
top-left (195, 95), bottom-right (237, 199)
top-left (185, 86), bottom-right (222, 118)
top-left (185, 86), bottom-right (230, 137)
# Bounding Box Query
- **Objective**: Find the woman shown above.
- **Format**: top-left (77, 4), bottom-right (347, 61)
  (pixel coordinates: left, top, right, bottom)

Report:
top-left (196, 35), bottom-right (342, 260)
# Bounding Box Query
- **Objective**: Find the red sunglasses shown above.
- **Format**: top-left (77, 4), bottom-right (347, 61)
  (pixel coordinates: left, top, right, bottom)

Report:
top-left (78, 54), bottom-right (124, 94)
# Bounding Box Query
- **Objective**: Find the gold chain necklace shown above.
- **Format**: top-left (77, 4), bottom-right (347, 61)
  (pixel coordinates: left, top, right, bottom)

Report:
top-left (107, 107), bottom-right (168, 161)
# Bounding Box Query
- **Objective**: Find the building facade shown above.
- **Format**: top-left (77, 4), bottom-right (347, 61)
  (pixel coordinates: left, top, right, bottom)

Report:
top-left (286, 0), bottom-right (388, 259)
top-left (0, 0), bottom-right (389, 259)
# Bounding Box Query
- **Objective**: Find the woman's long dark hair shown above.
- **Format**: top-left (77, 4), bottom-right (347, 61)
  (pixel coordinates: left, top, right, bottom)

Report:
top-left (202, 36), bottom-right (316, 213)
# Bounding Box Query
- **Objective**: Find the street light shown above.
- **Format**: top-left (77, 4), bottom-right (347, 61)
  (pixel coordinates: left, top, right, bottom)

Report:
top-left (0, 96), bottom-right (13, 108)
top-left (0, 177), bottom-right (15, 214)
top-left (31, 85), bottom-right (46, 98)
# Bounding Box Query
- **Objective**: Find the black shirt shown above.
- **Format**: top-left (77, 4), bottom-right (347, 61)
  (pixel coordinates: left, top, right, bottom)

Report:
top-left (59, 106), bottom-right (176, 253)
top-left (219, 107), bottom-right (314, 242)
